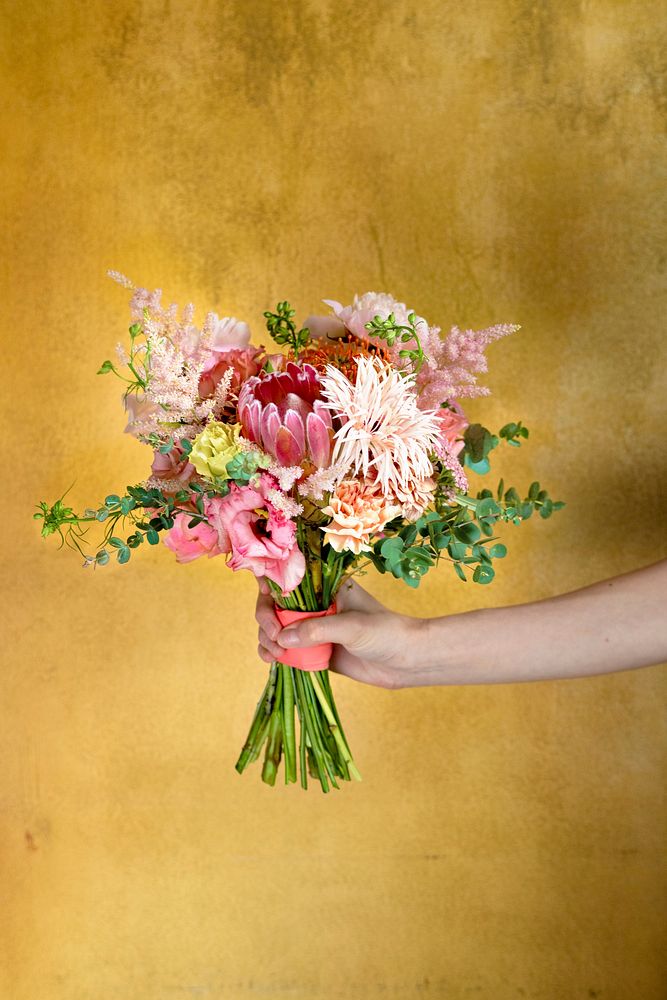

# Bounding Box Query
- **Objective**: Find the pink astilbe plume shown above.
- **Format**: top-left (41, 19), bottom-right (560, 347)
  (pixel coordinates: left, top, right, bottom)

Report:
top-left (108, 272), bottom-right (251, 442)
top-left (434, 439), bottom-right (469, 494)
top-left (316, 287), bottom-right (518, 409)
top-left (298, 462), bottom-right (348, 501)
top-left (415, 322), bottom-right (520, 409)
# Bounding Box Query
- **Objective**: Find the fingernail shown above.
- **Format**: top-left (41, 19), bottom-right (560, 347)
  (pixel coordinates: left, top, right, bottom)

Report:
top-left (278, 627), bottom-right (300, 648)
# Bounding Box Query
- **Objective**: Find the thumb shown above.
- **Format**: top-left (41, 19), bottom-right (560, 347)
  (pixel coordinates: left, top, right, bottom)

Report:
top-left (277, 611), bottom-right (366, 651)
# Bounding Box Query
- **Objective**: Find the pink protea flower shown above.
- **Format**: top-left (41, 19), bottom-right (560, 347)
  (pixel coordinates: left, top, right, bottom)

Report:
top-left (322, 479), bottom-right (400, 555)
top-left (238, 362), bottom-right (332, 468)
top-left (215, 475), bottom-right (305, 594)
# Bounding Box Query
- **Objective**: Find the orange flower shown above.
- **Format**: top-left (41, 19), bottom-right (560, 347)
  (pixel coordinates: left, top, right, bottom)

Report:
top-left (300, 332), bottom-right (388, 383)
top-left (322, 479), bottom-right (400, 555)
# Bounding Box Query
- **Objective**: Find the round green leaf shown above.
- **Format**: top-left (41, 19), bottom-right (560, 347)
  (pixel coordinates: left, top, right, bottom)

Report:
top-left (473, 564), bottom-right (495, 584)
top-left (454, 522), bottom-right (481, 544)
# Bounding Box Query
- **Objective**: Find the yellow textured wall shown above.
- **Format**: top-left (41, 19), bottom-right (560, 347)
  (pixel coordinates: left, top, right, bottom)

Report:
top-left (2, 2), bottom-right (666, 998)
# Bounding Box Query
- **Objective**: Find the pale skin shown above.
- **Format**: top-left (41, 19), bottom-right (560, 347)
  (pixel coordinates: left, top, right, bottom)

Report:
top-left (255, 560), bottom-right (667, 689)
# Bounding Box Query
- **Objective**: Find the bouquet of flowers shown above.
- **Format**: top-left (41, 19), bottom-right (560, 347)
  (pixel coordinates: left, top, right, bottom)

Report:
top-left (36, 274), bottom-right (563, 792)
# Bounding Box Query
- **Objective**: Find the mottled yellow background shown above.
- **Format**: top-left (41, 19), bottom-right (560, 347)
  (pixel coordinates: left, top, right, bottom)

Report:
top-left (2, 1), bottom-right (666, 998)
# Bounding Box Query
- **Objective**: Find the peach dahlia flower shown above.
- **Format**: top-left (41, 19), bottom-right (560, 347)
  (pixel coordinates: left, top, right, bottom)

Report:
top-left (321, 356), bottom-right (441, 513)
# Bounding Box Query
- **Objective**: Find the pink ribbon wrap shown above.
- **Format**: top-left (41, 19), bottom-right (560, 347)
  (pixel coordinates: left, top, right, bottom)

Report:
top-left (274, 603), bottom-right (338, 672)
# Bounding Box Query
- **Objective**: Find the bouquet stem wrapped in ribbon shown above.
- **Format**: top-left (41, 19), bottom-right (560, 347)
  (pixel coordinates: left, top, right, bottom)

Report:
top-left (236, 512), bottom-right (362, 790)
top-left (236, 572), bottom-right (360, 791)
top-left (35, 278), bottom-right (564, 792)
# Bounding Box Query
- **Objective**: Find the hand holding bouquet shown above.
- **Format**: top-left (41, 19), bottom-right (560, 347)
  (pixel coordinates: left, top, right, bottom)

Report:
top-left (36, 276), bottom-right (563, 792)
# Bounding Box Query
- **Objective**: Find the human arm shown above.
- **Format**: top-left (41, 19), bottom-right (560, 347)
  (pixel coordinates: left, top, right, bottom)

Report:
top-left (255, 561), bottom-right (667, 689)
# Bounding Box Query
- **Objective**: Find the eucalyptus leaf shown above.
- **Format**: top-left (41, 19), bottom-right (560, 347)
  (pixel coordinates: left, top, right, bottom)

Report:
top-left (473, 564), bottom-right (495, 584)
top-left (454, 522), bottom-right (481, 544)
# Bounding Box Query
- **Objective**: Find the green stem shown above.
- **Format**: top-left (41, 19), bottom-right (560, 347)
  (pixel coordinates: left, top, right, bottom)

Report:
top-left (310, 672), bottom-right (361, 782)
top-left (301, 673), bottom-right (339, 788)
top-left (294, 668), bottom-right (330, 793)
top-left (281, 664), bottom-right (297, 784)
top-left (261, 667), bottom-right (283, 786)
top-left (235, 664), bottom-right (277, 774)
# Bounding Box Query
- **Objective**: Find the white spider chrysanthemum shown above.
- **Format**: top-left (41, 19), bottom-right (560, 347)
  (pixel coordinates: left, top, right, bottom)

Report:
top-left (320, 356), bottom-right (441, 500)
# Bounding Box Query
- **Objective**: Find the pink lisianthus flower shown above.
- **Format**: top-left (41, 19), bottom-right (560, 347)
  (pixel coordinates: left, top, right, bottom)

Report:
top-left (216, 474), bottom-right (305, 595)
top-left (434, 405), bottom-right (468, 458)
top-left (302, 313), bottom-right (347, 341)
top-left (163, 496), bottom-right (231, 564)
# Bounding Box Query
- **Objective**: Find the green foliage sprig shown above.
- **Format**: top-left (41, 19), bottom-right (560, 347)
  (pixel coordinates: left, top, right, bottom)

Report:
top-left (264, 301), bottom-right (311, 357)
top-left (97, 316), bottom-right (151, 401)
top-left (364, 311), bottom-right (425, 373)
top-left (462, 420), bottom-right (530, 474)
top-left (365, 475), bottom-right (564, 587)
top-left (35, 480), bottom-right (226, 568)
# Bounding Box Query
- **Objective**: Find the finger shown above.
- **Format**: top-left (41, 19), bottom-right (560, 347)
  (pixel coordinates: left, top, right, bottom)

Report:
top-left (257, 577), bottom-right (270, 596)
top-left (258, 627), bottom-right (284, 661)
top-left (255, 588), bottom-right (280, 641)
top-left (257, 643), bottom-right (275, 664)
top-left (277, 611), bottom-right (367, 651)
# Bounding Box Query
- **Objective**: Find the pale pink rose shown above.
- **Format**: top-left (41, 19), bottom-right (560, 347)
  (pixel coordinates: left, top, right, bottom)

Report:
top-left (199, 346), bottom-right (264, 400)
top-left (150, 446), bottom-right (196, 491)
top-left (434, 405), bottom-right (468, 458)
top-left (208, 315), bottom-right (251, 352)
top-left (163, 496), bottom-right (231, 564)
top-left (123, 392), bottom-right (162, 436)
top-left (215, 475), bottom-right (305, 594)
top-left (323, 292), bottom-right (429, 343)
top-left (322, 479), bottom-right (400, 555)
top-left (302, 313), bottom-right (347, 341)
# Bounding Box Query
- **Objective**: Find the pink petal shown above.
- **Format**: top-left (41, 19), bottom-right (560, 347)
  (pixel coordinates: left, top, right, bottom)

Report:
top-left (284, 393), bottom-right (310, 421)
top-left (274, 426), bottom-right (303, 466)
top-left (306, 412), bottom-right (331, 468)
top-left (260, 403), bottom-right (281, 453)
top-left (302, 314), bottom-right (346, 341)
top-left (243, 399), bottom-right (262, 444)
top-left (313, 400), bottom-right (332, 428)
top-left (284, 409), bottom-right (306, 455)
